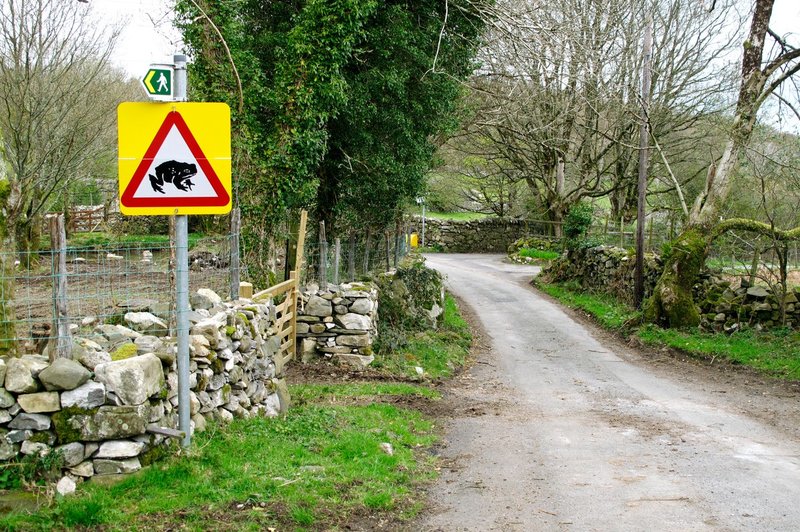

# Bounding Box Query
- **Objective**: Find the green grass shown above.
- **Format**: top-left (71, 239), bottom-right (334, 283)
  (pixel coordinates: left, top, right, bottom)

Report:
top-left (536, 281), bottom-right (637, 330)
top-left (291, 382), bottom-right (441, 404)
top-left (537, 280), bottom-right (800, 380)
top-left (1, 398), bottom-right (437, 531)
top-left (375, 294), bottom-right (472, 379)
top-left (64, 231), bottom-right (207, 250)
top-left (638, 326), bottom-right (800, 380)
top-left (1, 291), bottom-right (475, 530)
top-left (518, 248), bottom-right (560, 261)
top-left (425, 211), bottom-right (489, 221)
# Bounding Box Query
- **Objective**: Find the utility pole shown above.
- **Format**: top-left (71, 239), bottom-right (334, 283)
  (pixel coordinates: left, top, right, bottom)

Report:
top-left (634, 20), bottom-right (653, 309)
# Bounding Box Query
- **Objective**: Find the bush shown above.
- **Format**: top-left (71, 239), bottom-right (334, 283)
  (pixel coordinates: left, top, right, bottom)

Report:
top-left (564, 203), bottom-right (594, 249)
top-left (375, 254), bottom-right (444, 353)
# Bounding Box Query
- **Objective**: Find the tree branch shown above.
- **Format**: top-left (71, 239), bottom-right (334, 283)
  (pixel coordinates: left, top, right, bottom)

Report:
top-left (713, 218), bottom-right (800, 242)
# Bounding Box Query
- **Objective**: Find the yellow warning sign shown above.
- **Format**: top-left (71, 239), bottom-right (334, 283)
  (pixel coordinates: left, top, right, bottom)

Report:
top-left (118, 102), bottom-right (231, 216)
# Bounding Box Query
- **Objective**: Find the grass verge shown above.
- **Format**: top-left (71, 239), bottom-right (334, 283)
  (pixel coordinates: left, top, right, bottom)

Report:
top-left (518, 248), bottom-right (560, 261)
top-left (536, 280), bottom-right (800, 381)
top-left (1, 295), bottom-right (473, 531)
top-left (536, 281), bottom-right (636, 330)
top-left (374, 294), bottom-right (472, 379)
top-left (0, 384), bottom-right (438, 531)
top-left (425, 211), bottom-right (489, 221)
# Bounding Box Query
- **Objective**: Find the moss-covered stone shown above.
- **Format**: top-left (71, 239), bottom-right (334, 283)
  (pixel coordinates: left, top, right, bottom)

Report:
top-left (51, 406), bottom-right (98, 444)
top-left (139, 439), bottom-right (176, 467)
top-left (196, 373), bottom-right (209, 392)
top-left (52, 404), bottom-right (149, 443)
top-left (221, 384), bottom-right (231, 404)
top-left (28, 431), bottom-right (52, 444)
top-left (111, 343), bottom-right (138, 361)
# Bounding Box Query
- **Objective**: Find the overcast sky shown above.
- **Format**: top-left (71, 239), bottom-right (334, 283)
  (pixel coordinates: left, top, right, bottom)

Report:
top-left (88, 0), bottom-right (799, 132)
top-left (89, 0), bottom-right (800, 79)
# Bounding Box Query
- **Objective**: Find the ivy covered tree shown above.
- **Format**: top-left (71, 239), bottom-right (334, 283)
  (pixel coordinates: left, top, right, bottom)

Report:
top-left (177, 0), bottom-right (487, 272)
top-left (644, 0), bottom-right (800, 327)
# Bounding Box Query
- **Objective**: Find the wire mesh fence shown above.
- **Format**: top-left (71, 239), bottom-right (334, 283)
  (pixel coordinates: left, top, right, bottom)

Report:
top-left (2, 234), bottom-right (242, 351)
top-left (303, 229), bottom-right (413, 287)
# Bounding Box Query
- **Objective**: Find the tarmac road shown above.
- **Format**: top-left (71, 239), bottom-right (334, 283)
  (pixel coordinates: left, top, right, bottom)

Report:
top-left (419, 253), bottom-right (800, 532)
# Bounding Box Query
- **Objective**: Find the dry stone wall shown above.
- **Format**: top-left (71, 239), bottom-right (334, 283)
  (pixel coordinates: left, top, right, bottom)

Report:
top-left (543, 245), bottom-right (800, 331)
top-left (411, 217), bottom-right (535, 253)
top-left (542, 245), bottom-right (662, 305)
top-left (297, 282), bottom-right (378, 369)
top-left (695, 276), bottom-right (800, 332)
top-left (0, 288), bottom-right (288, 490)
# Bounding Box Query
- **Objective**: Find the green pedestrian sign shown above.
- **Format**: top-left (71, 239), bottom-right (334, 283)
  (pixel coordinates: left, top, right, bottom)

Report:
top-left (141, 64), bottom-right (173, 101)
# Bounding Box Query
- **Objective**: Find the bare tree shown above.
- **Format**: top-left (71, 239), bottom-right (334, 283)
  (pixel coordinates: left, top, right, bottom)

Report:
top-left (445, 0), bottom-right (742, 233)
top-left (646, 0), bottom-right (800, 327)
top-left (0, 0), bottom-right (123, 355)
top-left (0, 0), bottom-right (121, 254)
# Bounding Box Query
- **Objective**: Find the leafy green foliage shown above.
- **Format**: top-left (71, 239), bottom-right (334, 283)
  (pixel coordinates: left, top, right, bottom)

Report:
top-left (563, 202), bottom-right (594, 247)
top-left (177, 0), bottom-right (488, 282)
top-left (0, 449), bottom-right (64, 491)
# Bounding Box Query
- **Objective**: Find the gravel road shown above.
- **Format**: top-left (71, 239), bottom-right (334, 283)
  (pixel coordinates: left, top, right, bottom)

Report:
top-left (418, 253), bottom-right (800, 532)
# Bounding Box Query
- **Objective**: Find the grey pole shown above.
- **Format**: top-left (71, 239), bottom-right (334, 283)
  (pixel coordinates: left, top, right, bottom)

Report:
top-left (634, 21), bottom-right (652, 309)
top-left (421, 203), bottom-right (426, 248)
top-left (173, 53), bottom-right (191, 448)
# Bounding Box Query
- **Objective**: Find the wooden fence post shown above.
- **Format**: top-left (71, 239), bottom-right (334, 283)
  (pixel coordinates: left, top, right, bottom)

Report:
top-left (348, 233), bottom-right (356, 282)
top-left (333, 237), bottom-right (341, 285)
top-left (393, 221), bottom-right (400, 267)
top-left (49, 215), bottom-right (71, 361)
top-left (384, 231), bottom-right (391, 271)
top-left (230, 207), bottom-right (241, 301)
top-left (363, 229), bottom-right (371, 274)
top-left (318, 221), bottom-right (327, 288)
top-left (295, 210), bottom-right (308, 275)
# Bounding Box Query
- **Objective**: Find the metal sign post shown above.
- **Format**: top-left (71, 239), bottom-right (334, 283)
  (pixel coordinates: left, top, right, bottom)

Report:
top-left (173, 54), bottom-right (191, 448)
top-left (119, 55), bottom-right (231, 449)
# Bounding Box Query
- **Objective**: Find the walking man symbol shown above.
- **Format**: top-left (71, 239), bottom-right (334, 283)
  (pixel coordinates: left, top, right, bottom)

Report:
top-left (157, 72), bottom-right (168, 92)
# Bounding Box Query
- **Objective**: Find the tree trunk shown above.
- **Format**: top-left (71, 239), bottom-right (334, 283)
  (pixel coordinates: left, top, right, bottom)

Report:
top-left (643, 228), bottom-right (707, 327)
top-left (643, 0), bottom-right (785, 328)
top-left (0, 181), bottom-right (17, 357)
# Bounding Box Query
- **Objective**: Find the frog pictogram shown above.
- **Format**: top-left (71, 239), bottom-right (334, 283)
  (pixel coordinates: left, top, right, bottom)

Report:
top-left (149, 160), bottom-right (197, 194)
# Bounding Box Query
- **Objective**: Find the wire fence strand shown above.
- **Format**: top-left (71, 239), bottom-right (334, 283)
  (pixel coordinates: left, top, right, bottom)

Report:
top-left (2, 235), bottom-right (242, 350)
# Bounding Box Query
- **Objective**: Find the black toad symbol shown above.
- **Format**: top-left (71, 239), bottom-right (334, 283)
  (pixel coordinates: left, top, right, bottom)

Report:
top-left (149, 160), bottom-right (197, 194)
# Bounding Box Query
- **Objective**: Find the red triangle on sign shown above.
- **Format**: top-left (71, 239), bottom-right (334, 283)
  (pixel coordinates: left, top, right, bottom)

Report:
top-left (121, 111), bottom-right (230, 208)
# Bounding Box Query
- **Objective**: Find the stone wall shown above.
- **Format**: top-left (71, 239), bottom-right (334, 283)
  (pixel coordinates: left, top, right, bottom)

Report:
top-left (541, 245), bottom-right (662, 305)
top-left (0, 288), bottom-right (287, 492)
top-left (695, 277), bottom-right (800, 332)
top-left (297, 282), bottom-right (378, 368)
top-left (410, 217), bottom-right (543, 253)
top-left (543, 245), bottom-right (800, 331)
